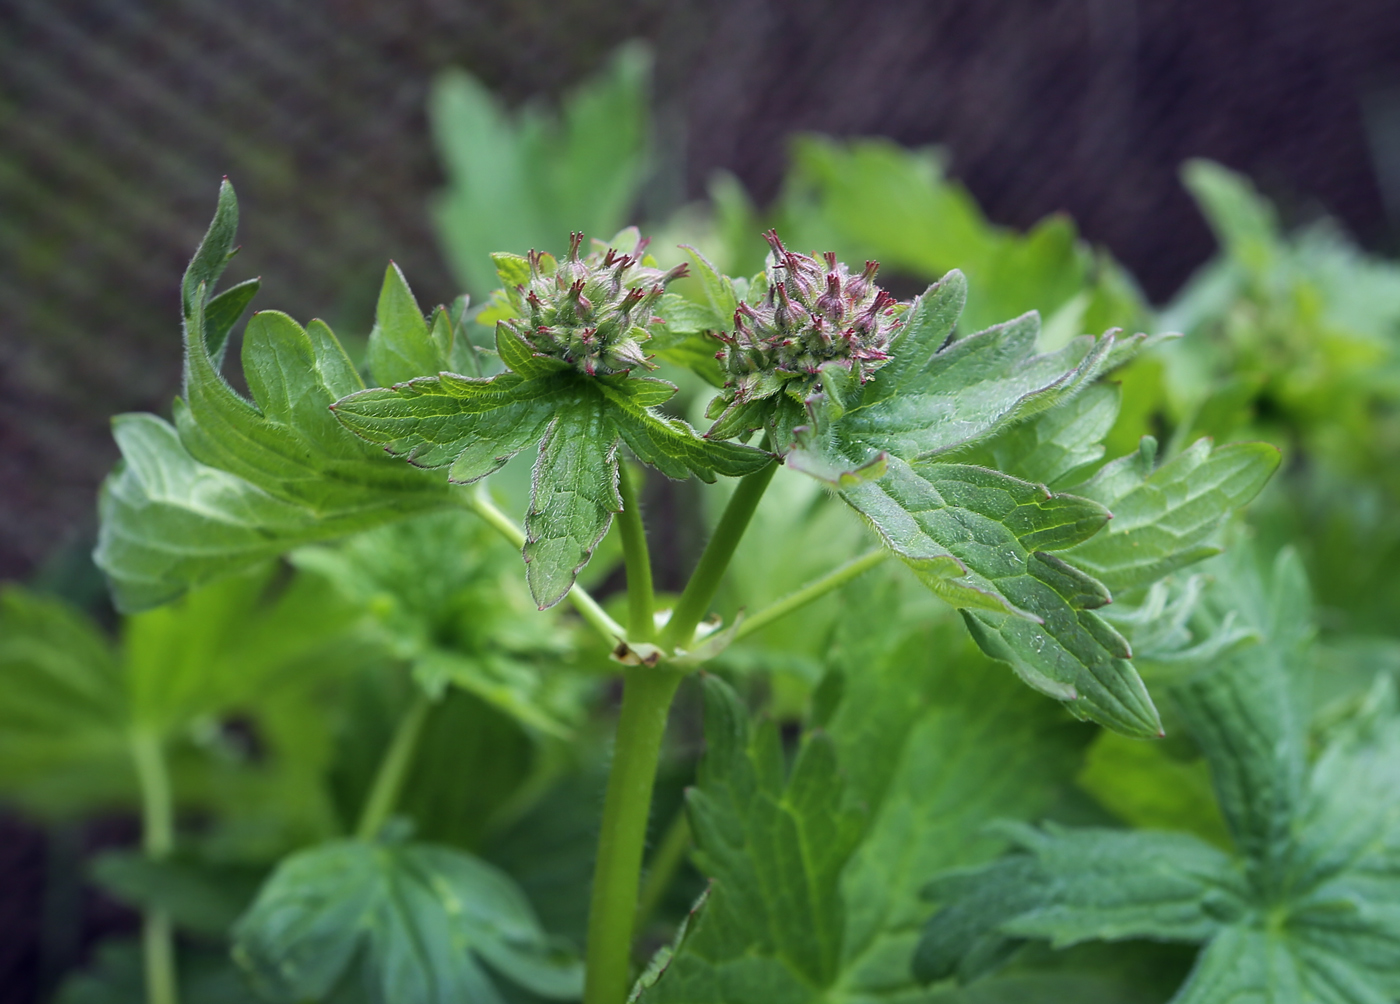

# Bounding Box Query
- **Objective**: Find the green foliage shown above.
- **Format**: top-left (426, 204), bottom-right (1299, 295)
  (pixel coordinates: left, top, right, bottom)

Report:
top-left (430, 44), bottom-right (652, 298)
top-left (758, 266), bottom-right (1274, 735)
top-left (331, 241), bottom-right (769, 609)
top-left (1155, 160), bottom-right (1400, 633)
top-left (94, 181), bottom-right (453, 613)
top-left (292, 509), bottom-right (588, 736)
top-left (232, 837), bottom-right (583, 1004)
top-left (68, 83), bottom-right (1341, 1004)
top-left (637, 596), bottom-right (1096, 1001)
top-left (917, 550), bottom-right (1400, 1002)
top-left (0, 570), bottom-right (357, 839)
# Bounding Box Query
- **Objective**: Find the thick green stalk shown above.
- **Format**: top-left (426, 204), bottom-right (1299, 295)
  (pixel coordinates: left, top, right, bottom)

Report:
top-left (355, 692), bottom-right (431, 841)
top-left (617, 462), bottom-right (655, 643)
top-left (464, 485), bottom-right (626, 642)
top-left (130, 729), bottom-right (177, 1004)
top-left (660, 458), bottom-right (778, 653)
top-left (634, 810), bottom-right (691, 939)
top-left (734, 548), bottom-right (890, 641)
top-left (583, 667), bottom-right (684, 1004)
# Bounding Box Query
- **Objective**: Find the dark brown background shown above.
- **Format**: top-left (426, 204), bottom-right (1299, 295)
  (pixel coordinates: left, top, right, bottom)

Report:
top-left (3, 0), bottom-right (1400, 998)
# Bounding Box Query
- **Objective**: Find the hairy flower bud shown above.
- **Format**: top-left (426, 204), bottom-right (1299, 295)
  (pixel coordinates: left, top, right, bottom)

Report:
top-left (498, 230), bottom-right (687, 377)
top-left (711, 231), bottom-right (902, 419)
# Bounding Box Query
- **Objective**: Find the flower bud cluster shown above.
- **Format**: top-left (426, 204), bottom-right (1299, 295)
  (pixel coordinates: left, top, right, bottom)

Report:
top-left (715, 230), bottom-right (901, 404)
top-left (501, 232), bottom-right (688, 377)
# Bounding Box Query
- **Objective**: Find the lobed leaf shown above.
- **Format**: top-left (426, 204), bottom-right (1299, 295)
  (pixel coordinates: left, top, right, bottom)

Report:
top-left (953, 383), bottom-right (1121, 489)
top-left (638, 676), bottom-right (865, 1002)
top-left (331, 372), bottom-right (561, 483)
top-left (840, 457), bottom-right (1161, 736)
top-left (836, 306), bottom-right (1116, 461)
top-left (233, 839), bottom-right (581, 1004)
top-left (524, 400), bottom-right (623, 609)
top-left (97, 186), bottom-right (452, 609)
top-left (916, 823), bottom-right (1238, 985)
top-left (1062, 437), bottom-right (1281, 595)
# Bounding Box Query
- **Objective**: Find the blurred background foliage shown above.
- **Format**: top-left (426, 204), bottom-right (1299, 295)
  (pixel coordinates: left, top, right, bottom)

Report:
top-left (6, 1), bottom-right (1400, 1001)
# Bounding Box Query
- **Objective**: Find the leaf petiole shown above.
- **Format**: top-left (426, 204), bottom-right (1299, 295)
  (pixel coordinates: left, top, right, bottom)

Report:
top-left (617, 462), bottom-right (656, 643)
top-left (355, 692), bottom-right (432, 841)
top-left (130, 729), bottom-right (178, 1004)
top-left (659, 454), bottom-right (778, 653)
top-left (733, 548), bottom-right (891, 642)
top-left (461, 484), bottom-right (627, 643)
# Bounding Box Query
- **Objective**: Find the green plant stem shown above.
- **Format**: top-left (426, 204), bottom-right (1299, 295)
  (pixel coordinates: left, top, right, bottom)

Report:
top-left (464, 485), bottom-right (626, 643)
top-left (130, 729), bottom-right (177, 1004)
top-left (734, 549), bottom-right (890, 642)
top-left (355, 692), bottom-right (431, 841)
top-left (634, 810), bottom-right (691, 939)
top-left (583, 666), bottom-right (684, 1004)
top-left (617, 462), bottom-right (655, 643)
top-left (660, 457), bottom-right (778, 653)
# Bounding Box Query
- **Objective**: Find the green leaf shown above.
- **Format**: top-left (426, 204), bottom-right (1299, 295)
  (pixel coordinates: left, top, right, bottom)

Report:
top-left (331, 372), bottom-right (559, 483)
top-left (599, 379), bottom-right (773, 483)
top-left (953, 383), bottom-right (1121, 489)
top-left (639, 676), bottom-right (865, 1001)
top-left (430, 44), bottom-right (650, 298)
top-left (97, 186), bottom-right (452, 610)
top-left (839, 457), bottom-right (1161, 736)
top-left (0, 586), bottom-right (128, 816)
top-left (525, 399), bottom-right (623, 609)
top-left (367, 262), bottom-right (443, 386)
top-left (919, 551), bottom-right (1400, 1003)
top-left (917, 823), bottom-right (1237, 984)
top-left (829, 607), bottom-right (1095, 999)
top-left (233, 839), bottom-right (582, 1004)
top-left (641, 595), bottom-right (1098, 1001)
top-left (1181, 160), bottom-right (1281, 275)
top-left (836, 310), bottom-right (1117, 461)
top-left (181, 178), bottom-right (240, 333)
top-left (680, 245), bottom-right (739, 324)
top-left (1061, 437), bottom-right (1281, 594)
top-left (1077, 730), bottom-right (1233, 849)
top-left (94, 414), bottom-right (396, 612)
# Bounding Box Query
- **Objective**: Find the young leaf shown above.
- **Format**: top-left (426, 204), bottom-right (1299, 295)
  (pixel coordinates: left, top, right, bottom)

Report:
top-left (367, 262), bottom-right (448, 386)
top-left (233, 839), bottom-right (582, 1004)
top-left (333, 234), bottom-right (768, 607)
top-left (95, 184), bottom-right (452, 611)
